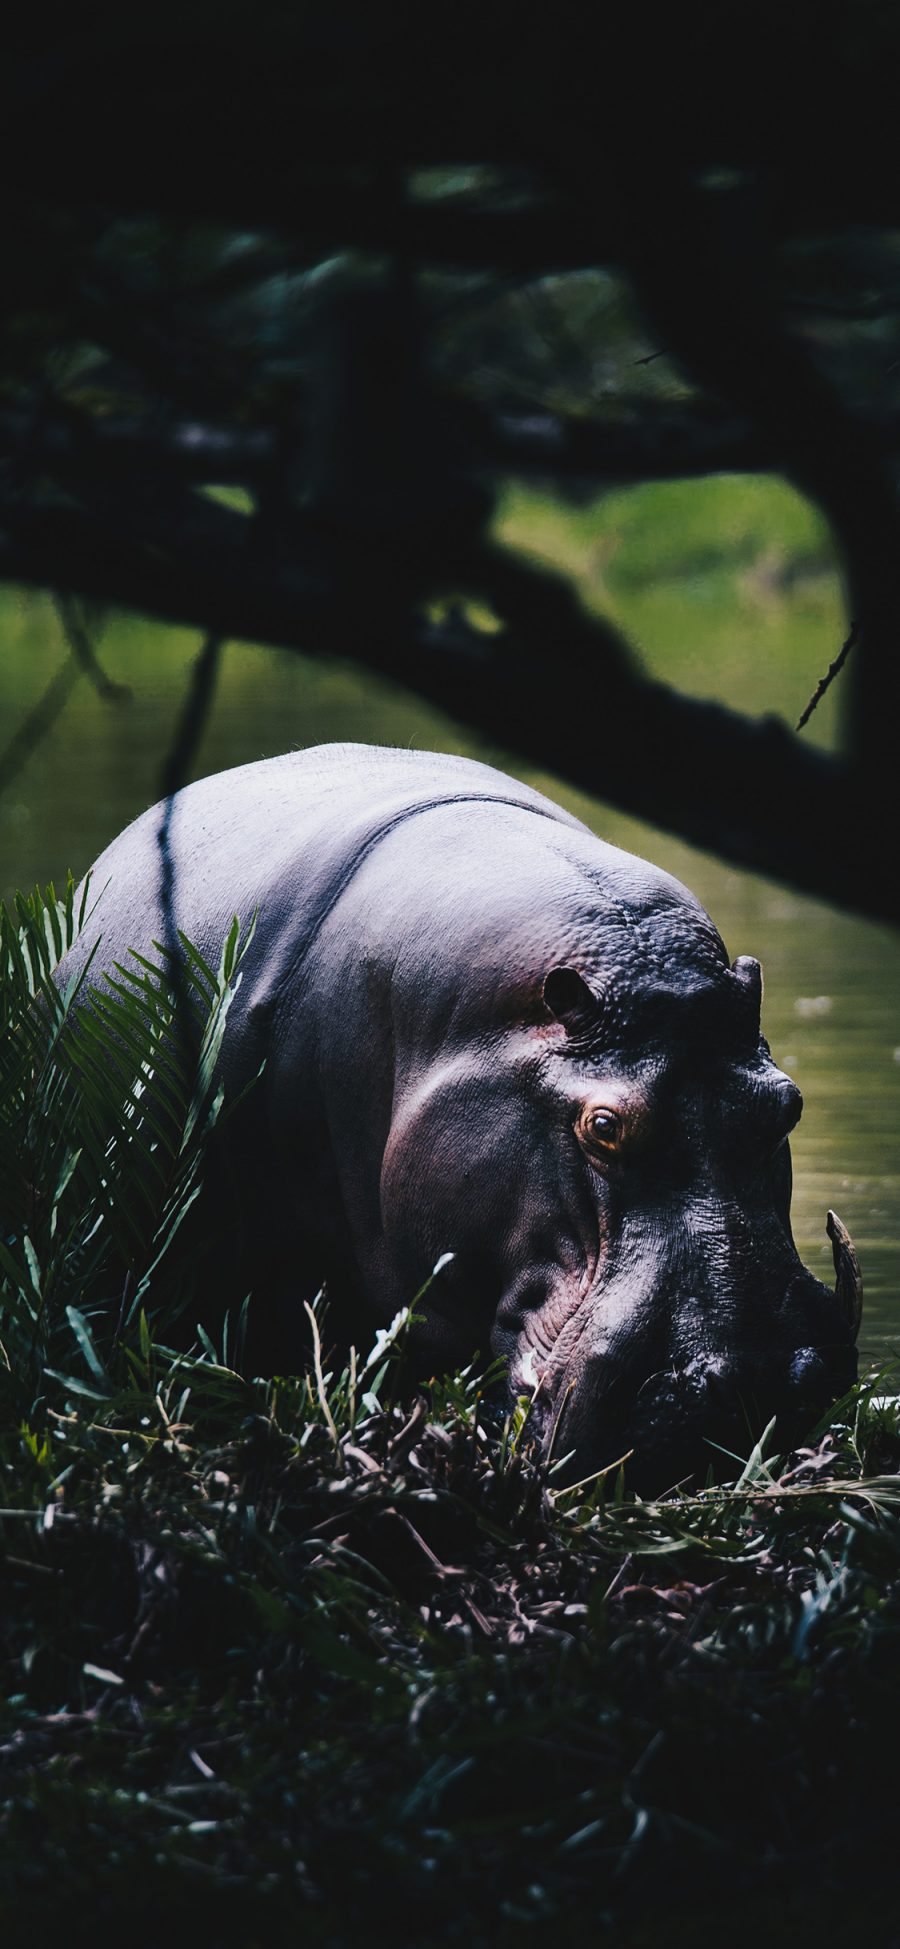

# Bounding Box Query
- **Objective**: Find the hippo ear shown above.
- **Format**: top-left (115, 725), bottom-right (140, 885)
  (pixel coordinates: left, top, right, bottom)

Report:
top-left (542, 966), bottom-right (602, 1035)
top-left (731, 955), bottom-right (763, 1027)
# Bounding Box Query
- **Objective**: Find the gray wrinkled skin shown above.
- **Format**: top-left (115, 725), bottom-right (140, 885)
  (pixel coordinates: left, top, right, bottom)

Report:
top-left (62, 744), bottom-right (857, 1490)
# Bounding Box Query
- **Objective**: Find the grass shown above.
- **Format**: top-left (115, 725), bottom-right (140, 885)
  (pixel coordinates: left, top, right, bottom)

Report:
top-left (495, 473), bottom-right (848, 749)
top-left (496, 472), bottom-right (834, 595)
top-left (3, 1330), bottom-right (900, 1942)
top-left (3, 884), bottom-right (900, 1942)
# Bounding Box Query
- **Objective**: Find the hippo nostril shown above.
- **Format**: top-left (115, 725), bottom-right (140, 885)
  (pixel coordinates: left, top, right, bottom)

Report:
top-left (788, 1339), bottom-right (856, 1410)
top-left (679, 1354), bottom-right (737, 1414)
top-left (788, 1346), bottom-right (828, 1397)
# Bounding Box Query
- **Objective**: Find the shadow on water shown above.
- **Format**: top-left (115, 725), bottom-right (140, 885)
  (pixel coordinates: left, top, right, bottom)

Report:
top-left (1, 474), bottom-right (898, 1367)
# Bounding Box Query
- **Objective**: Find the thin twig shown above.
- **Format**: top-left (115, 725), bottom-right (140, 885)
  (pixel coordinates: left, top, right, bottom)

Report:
top-left (156, 631), bottom-right (223, 951)
top-left (796, 619), bottom-right (860, 731)
top-left (53, 592), bottom-right (131, 702)
top-left (158, 631), bottom-right (222, 808)
top-left (0, 657), bottom-right (79, 799)
top-left (155, 632), bottom-right (224, 1125)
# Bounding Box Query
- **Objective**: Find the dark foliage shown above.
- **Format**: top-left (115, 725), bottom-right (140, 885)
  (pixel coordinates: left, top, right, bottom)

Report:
top-left (3, 1335), bottom-right (900, 1944)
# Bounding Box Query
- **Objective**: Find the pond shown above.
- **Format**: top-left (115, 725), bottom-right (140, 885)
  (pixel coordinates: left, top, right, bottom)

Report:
top-left (2, 474), bottom-right (898, 1375)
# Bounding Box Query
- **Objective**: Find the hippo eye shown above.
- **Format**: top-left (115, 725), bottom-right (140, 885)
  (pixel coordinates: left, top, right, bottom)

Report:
top-left (578, 1105), bottom-right (622, 1155)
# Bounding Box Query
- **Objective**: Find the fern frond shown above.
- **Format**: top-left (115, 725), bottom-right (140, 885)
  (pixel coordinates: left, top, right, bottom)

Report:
top-left (0, 879), bottom-right (253, 1416)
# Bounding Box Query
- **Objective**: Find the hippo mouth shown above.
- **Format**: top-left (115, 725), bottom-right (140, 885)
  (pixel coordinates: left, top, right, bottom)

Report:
top-left (547, 1348), bottom-right (855, 1496)
top-left (525, 1210), bottom-right (863, 1495)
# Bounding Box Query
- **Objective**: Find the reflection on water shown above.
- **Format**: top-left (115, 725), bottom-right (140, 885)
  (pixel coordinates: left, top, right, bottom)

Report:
top-left (2, 572), bottom-right (898, 1375)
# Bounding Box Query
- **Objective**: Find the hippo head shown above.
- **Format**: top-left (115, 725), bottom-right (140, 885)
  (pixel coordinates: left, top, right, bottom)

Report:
top-left (509, 951), bottom-right (860, 1490)
top-left (378, 873), bottom-right (860, 1494)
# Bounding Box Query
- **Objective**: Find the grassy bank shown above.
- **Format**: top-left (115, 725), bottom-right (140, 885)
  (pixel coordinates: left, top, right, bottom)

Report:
top-left (3, 1334), bottom-right (900, 1942)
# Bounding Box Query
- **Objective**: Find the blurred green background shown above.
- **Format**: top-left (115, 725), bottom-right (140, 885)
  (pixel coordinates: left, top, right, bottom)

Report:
top-left (2, 471), bottom-right (898, 1367)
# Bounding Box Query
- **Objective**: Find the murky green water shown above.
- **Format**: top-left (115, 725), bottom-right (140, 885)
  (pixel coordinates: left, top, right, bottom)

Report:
top-left (2, 475), bottom-right (898, 1373)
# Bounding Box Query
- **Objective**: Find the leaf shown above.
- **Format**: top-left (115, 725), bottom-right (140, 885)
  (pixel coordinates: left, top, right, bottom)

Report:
top-left (23, 1236), bottom-right (43, 1304)
top-left (66, 1305), bottom-right (111, 1388)
top-left (196, 1323), bottom-right (219, 1362)
top-left (43, 1367), bottom-right (112, 1402)
top-left (0, 1239), bottom-right (39, 1320)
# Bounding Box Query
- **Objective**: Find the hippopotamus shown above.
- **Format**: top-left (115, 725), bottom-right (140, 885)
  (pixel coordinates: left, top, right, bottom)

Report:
top-left (64, 742), bottom-right (861, 1489)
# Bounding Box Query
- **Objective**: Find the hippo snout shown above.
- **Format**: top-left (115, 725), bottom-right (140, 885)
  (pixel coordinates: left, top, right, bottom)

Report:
top-left (676, 1337), bottom-right (854, 1427)
top-left (548, 1331), bottom-right (857, 1492)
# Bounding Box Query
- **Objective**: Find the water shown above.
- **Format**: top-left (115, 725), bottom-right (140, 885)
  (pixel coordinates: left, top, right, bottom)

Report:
top-left (1, 487), bottom-right (898, 1375)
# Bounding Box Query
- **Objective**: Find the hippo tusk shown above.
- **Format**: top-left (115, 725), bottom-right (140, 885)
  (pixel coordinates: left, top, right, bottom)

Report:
top-left (826, 1209), bottom-right (863, 1340)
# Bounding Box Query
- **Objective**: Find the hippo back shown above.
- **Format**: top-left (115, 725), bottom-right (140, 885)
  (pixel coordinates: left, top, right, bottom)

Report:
top-left (66, 744), bottom-right (591, 1026)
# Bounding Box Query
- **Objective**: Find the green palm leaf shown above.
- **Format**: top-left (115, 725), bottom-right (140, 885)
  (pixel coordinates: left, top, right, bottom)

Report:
top-left (0, 876), bottom-right (254, 1414)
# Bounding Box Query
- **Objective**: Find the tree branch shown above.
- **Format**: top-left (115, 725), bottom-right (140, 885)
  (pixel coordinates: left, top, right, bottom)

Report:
top-left (0, 486), bottom-right (893, 924)
top-left (7, 397), bottom-right (900, 511)
top-left (796, 620), bottom-right (860, 732)
top-left (624, 175), bottom-right (900, 784)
